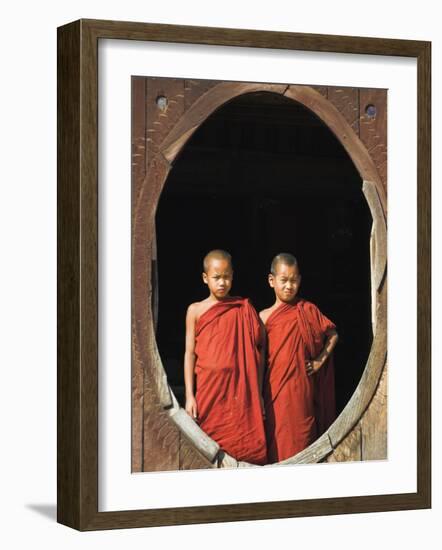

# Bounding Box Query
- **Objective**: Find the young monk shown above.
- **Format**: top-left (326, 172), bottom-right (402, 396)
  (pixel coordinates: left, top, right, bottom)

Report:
top-left (260, 253), bottom-right (339, 463)
top-left (184, 249), bottom-right (267, 465)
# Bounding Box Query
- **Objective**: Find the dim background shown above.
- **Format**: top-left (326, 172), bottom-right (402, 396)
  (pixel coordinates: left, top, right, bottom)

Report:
top-left (0, 1), bottom-right (440, 548)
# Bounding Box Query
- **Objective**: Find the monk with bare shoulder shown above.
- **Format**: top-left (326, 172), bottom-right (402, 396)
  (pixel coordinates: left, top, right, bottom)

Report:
top-left (184, 249), bottom-right (267, 465)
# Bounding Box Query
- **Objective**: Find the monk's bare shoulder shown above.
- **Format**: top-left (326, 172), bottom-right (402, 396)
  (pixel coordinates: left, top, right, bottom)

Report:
top-left (186, 302), bottom-right (198, 317)
top-left (188, 298), bottom-right (215, 323)
top-left (259, 306), bottom-right (275, 325)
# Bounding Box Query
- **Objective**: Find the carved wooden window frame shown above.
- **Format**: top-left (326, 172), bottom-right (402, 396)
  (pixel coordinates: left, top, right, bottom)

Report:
top-left (133, 81), bottom-right (388, 468)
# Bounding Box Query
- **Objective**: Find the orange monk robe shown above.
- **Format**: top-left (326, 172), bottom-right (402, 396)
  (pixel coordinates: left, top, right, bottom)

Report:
top-left (263, 299), bottom-right (336, 463)
top-left (194, 297), bottom-right (267, 465)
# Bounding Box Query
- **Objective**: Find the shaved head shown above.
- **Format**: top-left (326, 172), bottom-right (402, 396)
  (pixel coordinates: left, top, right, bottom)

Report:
top-left (203, 249), bottom-right (233, 273)
top-left (270, 253), bottom-right (298, 275)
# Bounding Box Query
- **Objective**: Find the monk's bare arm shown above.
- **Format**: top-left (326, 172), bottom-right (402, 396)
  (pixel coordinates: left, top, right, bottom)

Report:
top-left (306, 328), bottom-right (339, 376)
top-left (184, 304), bottom-right (198, 419)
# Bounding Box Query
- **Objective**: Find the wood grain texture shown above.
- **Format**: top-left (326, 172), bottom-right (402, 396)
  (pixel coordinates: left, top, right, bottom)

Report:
top-left (57, 20), bottom-right (81, 530)
top-left (360, 364), bottom-right (388, 460)
top-left (363, 180), bottom-right (387, 291)
top-left (360, 89), bottom-right (388, 193)
top-left (57, 19), bottom-right (431, 530)
top-left (169, 408), bottom-right (220, 463)
top-left (79, 20), bottom-right (100, 528)
top-left (311, 85), bottom-right (328, 98)
top-left (142, 399), bottom-right (180, 472)
top-left (179, 432), bottom-right (214, 470)
top-left (279, 432), bottom-right (333, 464)
top-left (146, 77), bottom-right (185, 167)
top-left (132, 77), bottom-right (147, 211)
top-left (184, 78), bottom-right (220, 109)
top-left (417, 41), bottom-right (431, 505)
top-left (131, 77), bottom-right (146, 472)
top-left (83, 491), bottom-right (430, 530)
top-left (326, 424), bottom-right (362, 463)
top-left (328, 87), bottom-right (359, 134)
top-left (82, 18), bottom-right (428, 57)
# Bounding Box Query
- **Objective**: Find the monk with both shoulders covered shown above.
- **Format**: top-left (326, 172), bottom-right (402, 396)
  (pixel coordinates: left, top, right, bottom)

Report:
top-left (184, 249), bottom-right (267, 466)
top-left (260, 253), bottom-right (339, 463)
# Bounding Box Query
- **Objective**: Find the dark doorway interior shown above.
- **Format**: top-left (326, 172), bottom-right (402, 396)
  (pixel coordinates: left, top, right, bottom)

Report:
top-left (155, 91), bottom-right (373, 417)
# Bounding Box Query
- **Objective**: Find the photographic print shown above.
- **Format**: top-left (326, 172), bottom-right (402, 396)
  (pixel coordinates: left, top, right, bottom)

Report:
top-left (131, 76), bottom-right (388, 472)
top-left (57, 19), bottom-right (430, 530)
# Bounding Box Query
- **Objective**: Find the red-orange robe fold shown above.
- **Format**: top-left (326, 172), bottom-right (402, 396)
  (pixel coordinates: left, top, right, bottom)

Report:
top-left (263, 299), bottom-right (336, 463)
top-left (194, 297), bottom-right (267, 465)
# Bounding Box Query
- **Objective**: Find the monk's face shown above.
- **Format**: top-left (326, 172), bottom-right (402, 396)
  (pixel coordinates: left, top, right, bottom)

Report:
top-left (269, 263), bottom-right (301, 303)
top-left (202, 258), bottom-right (233, 299)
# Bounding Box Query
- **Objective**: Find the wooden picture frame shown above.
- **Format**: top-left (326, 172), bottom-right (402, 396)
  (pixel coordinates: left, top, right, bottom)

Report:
top-left (57, 18), bottom-right (431, 530)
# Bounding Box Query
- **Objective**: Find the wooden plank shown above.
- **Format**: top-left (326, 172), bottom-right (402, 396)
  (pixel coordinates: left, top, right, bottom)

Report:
top-left (310, 85), bottom-right (327, 98)
top-left (179, 432), bottom-right (215, 470)
top-left (359, 88), bottom-right (388, 194)
top-left (132, 150), bottom-right (177, 472)
top-left (328, 86), bottom-right (359, 135)
top-left (131, 77), bottom-right (147, 211)
top-left (184, 78), bottom-right (219, 110)
top-left (170, 407), bottom-right (220, 462)
top-left (416, 41), bottom-right (431, 507)
top-left (142, 400), bottom-right (180, 472)
top-left (146, 77), bottom-right (185, 168)
top-left (279, 432), bottom-right (333, 464)
top-left (82, 19), bottom-right (428, 58)
top-left (131, 77), bottom-right (146, 472)
top-left (360, 364), bottom-right (388, 460)
top-left (363, 180), bottom-right (387, 290)
top-left (363, 180), bottom-right (387, 333)
top-left (326, 424), bottom-right (362, 463)
top-left (57, 20), bottom-right (81, 529)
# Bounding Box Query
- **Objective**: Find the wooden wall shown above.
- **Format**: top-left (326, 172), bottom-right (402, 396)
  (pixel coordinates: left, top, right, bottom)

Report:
top-left (131, 77), bottom-right (387, 471)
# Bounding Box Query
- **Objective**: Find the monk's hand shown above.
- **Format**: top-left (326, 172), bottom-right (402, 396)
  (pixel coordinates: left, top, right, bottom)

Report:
top-left (185, 396), bottom-right (198, 421)
top-left (306, 359), bottom-right (322, 376)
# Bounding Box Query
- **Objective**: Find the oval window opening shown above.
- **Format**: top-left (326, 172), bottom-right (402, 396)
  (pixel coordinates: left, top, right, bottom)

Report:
top-left (155, 91), bottom-right (373, 461)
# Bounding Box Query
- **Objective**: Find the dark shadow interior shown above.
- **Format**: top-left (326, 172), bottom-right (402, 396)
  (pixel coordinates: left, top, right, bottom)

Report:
top-left (155, 91), bottom-right (373, 417)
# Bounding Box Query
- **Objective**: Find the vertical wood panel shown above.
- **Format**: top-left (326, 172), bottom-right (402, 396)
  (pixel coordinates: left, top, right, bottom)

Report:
top-left (57, 20), bottom-right (81, 529)
top-left (131, 77), bottom-right (147, 213)
top-left (328, 86), bottom-right (360, 134)
top-left (184, 78), bottom-right (219, 109)
top-left (359, 88), bottom-right (388, 461)
top-left (359, 89), bottom-right (388, 193)
top-left (145, 77), bottom-right (185, 169)
top-left (179, 433), bottom-right (213, 470)
top-left (135, 152), bottom-right (181, 472)
top-left (325, 424), bottom-right (362, 463)
top-left (131, 77), bottom-right (146, 472)
top-left (360, 364), bottom-right (388, 460)
top-left (311, 85), bottom-right (328, 98)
